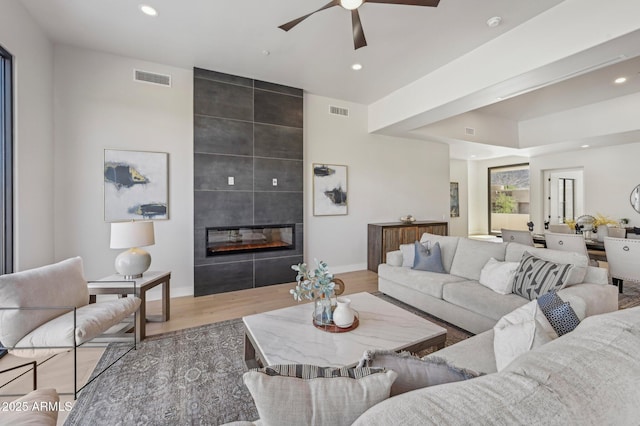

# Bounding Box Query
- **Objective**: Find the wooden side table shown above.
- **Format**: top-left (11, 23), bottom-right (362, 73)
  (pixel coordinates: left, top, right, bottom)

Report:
top-left (88, 271), bottom-right (171, 342)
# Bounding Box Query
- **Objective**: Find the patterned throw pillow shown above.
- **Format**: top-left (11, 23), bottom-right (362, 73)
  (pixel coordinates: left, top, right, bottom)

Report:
top-left (243, 365), bottom-right (397, 426)
top-left (537, 291), bottom-right (581, 336)
top-left (358, 349), bottom-right (479, 396)
top-left (512, 252), bottom-right (572, 300)
top-left (412, 241), bottom-right (446, 273)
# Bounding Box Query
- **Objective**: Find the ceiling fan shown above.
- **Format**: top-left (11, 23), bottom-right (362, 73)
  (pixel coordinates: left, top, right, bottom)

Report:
top-left (278, 0), bottom-right (441, 50)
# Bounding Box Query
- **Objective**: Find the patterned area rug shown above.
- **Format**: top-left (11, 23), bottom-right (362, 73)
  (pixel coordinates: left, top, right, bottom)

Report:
top-left (617, 281), bottom-right (640, 310)
top-left (64, 294), bottom-right (471, 425)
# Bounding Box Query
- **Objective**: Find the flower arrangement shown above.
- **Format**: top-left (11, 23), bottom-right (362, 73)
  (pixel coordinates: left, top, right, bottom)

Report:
top-left (593, 213), bottom-right (618, 232)
top-left (290, 260), bottom-right (335, 302)
top-left (564, 218), bottom-right (576, 230)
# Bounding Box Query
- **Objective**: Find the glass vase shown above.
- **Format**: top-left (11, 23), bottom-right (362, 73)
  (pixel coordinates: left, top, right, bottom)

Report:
top-left (313, 292), bottom-right (335, 325)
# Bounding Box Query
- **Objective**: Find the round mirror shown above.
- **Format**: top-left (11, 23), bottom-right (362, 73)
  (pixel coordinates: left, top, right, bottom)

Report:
top-left (631, 185), bottom-right (640, 213)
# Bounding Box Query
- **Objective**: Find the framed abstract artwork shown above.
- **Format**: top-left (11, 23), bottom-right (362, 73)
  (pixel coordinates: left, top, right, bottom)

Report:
top-left (313, 163), bottom-right (348, 216)
top-left (450, 182), bottom-right (459, 218)
top-left (104, 149), bottom-right (169, 222)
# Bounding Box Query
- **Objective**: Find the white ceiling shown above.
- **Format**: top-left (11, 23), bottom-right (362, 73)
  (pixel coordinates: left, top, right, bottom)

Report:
top-left (19, 0), bottom-right (562, 105)
top-left (16, 0), bottom-right (640, 160)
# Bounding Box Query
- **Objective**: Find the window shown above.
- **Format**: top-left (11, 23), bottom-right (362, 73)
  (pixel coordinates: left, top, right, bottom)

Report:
top-left (488, 163), bottom-right (530, 234)
top-left (0, 45), bottom-right (13, 274)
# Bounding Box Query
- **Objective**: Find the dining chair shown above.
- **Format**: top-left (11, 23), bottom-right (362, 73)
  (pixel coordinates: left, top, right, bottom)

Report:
top-left (607, 228), bottom-right (627, 238)
top-left (548, 224), bottom-right (573, 234)
top-left (544, 232), bottom-right (599, 267)
top-left (501, 228), bottom-right (534, 246)
top-left (604, 237), bottom-right (640, 293)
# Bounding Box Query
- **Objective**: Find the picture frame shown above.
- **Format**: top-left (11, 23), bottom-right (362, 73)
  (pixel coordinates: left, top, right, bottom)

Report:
top-left (104, 149), bottom-right (169, 222)
top-left (450, 182), bottom-right (459, 218)
top-left (313, 163), bottom-right (348, 216)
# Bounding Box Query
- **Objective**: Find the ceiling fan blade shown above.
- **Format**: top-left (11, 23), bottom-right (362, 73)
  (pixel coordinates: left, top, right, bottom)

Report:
top-left (278, 0), bottom-right (340, 32)
top-left (351, 9), bottom-right (367, 50)
top-left (364, 0), bottom-right (440, 6)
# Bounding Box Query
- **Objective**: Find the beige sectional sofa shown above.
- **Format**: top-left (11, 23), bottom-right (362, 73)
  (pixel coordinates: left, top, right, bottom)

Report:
top-left (353, 306), bottom-right (640, 425)
top-left (378, 233), bottom-right (618, 334)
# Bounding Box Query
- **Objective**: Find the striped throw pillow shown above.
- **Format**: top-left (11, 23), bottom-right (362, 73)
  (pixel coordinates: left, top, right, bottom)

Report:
top-left (512, 252), bottom-right (572, 300)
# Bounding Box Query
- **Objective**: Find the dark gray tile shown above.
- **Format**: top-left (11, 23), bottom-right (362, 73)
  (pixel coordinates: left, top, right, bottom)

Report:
top-left (254, 158), bottom-right (303, 192)
top-left (194, 68), bottom-right (253, 88)
top-left (194, 154), bottom-right (253, 191)
top-left (194, 262), bottom-right (254, 296)
top-left (194, 191), bottom-right (253, 228)
top-left (254, 124), bottom-right (303, 160)
top-left (254, 89), bottom-right (303, 128)
top-left (255, 223), bottom-right (303, 259)
top-left (254, 80), bottom-right (303, 97)
top-left (194, 115), bottom-right (253, 156)
top-left (254, 255), bottom-right (304, 287)
top-left (254, 192), bottom-right (303, 225)
top-left (194, 78), bottom-right (253, 121)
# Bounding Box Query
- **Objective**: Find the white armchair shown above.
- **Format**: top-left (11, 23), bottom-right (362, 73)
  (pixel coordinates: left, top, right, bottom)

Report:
top-left (0, 257), bottom-right (140, 398)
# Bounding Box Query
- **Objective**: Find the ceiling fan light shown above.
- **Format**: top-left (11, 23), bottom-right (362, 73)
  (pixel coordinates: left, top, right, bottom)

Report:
top-left (340, 0), bottom-right (364, 10)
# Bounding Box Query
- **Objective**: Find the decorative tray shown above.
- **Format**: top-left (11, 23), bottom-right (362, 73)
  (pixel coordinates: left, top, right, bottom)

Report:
top-left (313, 310), bottom-right (359, 333)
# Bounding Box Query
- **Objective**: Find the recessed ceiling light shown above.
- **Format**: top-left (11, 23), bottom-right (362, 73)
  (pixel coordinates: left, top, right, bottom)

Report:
top-left (262, 50), bottom-right (270, 56)
top-left (139, 4), bottom-right (158, 16)
top-left (581, 144), bottom-right (590, 148)
top-left (614, 77), bottom-right (627, 84)
top-left (486, 16), bottom-right (502, 28)
top-left (351, 63), bottom-right (363, 71)
top-left (470, 155), bottom-right (477, 158)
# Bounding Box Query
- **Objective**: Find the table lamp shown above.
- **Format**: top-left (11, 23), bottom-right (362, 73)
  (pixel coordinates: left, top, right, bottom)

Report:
top-left (110, 220), bottom-right (155, 279)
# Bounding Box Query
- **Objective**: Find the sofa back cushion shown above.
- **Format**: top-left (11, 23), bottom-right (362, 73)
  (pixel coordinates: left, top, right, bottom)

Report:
top-left (0, 257), bottom-right (89, 348)
top-left (419, 233), bottom-right (459, 273)
top-left (505, 243), bottom-right (588, 285)
top-left (448, 238), bottom-right (507, 281)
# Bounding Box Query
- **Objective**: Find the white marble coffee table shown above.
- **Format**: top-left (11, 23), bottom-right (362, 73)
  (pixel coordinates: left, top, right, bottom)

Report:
top-left (242, 292), bottom-right (447, 368)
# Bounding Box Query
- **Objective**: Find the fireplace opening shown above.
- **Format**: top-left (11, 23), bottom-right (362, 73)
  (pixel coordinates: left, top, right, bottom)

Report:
top-left (206, 224), bottom-right (295, 256)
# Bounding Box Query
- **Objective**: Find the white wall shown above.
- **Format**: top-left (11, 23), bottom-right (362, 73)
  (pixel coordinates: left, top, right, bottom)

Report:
top-left (0, 1), bottom-right (54, 270)
top-left (449, 159), bottom-right (469, 236)
top-left (530, 143), bottom-right (640, 231)
top-left (304, 95), bottom-right (450, 272)
top-left (53, 45), bottom-right (193, 298)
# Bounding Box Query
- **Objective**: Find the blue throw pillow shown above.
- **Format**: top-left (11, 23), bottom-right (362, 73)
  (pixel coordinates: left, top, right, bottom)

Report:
top-left (412, 241), bottom-right (446, 274)
top-left (536, 291), bottom-right (581, 336)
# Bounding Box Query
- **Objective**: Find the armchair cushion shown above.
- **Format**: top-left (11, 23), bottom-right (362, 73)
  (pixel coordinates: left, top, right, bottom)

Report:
top-left (0, 257), bottom-right (89, 348)
top-left (11, 297), bottom-right (141, 357)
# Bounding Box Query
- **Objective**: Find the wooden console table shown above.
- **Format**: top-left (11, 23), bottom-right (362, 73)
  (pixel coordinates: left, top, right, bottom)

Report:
top-left (368, 221), bottom-right (448, 272)
top-left (88, 271), bottom-right (171, 342)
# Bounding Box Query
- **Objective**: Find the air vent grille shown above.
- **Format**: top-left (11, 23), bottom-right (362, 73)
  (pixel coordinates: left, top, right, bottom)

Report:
top-left (465, 127), bottom-right (475, 136)
top-left (329, 105), bottom-right (349, 117)
top-left (134, 69), bottom-right (171, 87)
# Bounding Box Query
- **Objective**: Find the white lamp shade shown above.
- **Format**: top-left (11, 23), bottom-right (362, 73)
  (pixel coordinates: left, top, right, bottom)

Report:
top-left (110, 221), bottom-right (155, 249)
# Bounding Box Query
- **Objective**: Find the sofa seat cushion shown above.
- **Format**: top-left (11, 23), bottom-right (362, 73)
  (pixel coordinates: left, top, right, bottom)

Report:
top-left (378, 264), bottom-right (467, 299)
top-left (12, 297), bottom-right (141, 357)
top-left (426, 329), bottom-right (497, 374)
top-left (449, 238), bottom-right (508, 281)
top-left (442, 281), bottom-right (528, 321)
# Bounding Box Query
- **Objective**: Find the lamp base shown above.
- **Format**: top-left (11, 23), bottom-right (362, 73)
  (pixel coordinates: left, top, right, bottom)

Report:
top-left (115, 247), bottom-right (151, 279)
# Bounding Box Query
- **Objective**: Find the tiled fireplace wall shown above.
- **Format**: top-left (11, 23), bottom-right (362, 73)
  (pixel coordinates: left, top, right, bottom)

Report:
top-left (193, 68), bottom-right (304, 296)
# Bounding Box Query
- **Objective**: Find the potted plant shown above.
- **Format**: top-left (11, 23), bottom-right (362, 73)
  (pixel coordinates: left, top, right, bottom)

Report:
top-left (291, 260), bottom-right (336, 325)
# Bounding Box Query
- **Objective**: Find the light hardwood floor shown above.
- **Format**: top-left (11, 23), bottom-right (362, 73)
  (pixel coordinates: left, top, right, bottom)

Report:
top-left (0, 270), bottom-right (378, 424)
